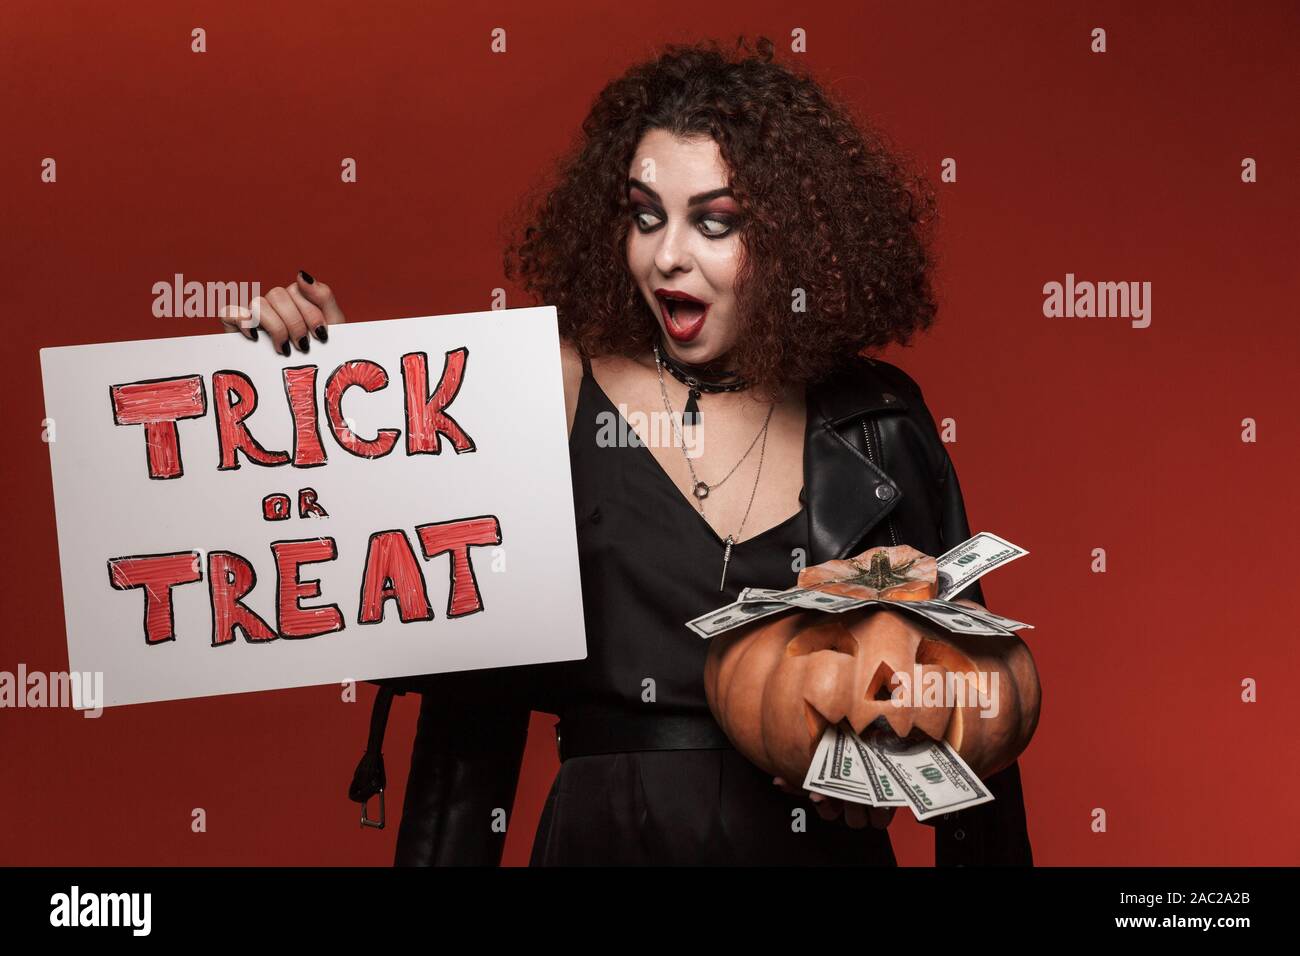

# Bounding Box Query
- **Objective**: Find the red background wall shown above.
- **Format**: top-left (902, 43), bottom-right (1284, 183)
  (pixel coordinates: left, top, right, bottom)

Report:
top-left (1, 0), bottom-right (1296, 865)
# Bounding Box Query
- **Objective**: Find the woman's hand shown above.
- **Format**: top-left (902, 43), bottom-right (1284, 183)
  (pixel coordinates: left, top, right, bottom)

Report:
top-left (771, 776), bottom-right (898, 830)
top-left (217, 271), bottom-right (347, 355)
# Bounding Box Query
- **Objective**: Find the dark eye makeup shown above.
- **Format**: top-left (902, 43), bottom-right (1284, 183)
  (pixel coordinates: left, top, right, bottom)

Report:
top-left (630, 204), bottom-right (738, 239)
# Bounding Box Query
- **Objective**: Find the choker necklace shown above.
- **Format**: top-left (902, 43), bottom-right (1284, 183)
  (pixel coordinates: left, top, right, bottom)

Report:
top-left (655, 339), bottom-right (750, 427)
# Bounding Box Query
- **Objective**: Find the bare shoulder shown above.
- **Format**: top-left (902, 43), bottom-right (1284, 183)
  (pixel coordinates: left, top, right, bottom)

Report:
top-left (585, 351), bottom-right (644, 386)
top-left (558, 336), bottom-right (584, 437)
top-left (558, 335), bottom-right (583, 380)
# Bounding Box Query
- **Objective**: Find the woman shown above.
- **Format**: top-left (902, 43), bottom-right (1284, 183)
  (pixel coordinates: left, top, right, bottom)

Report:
top-left (222, 37), bottom-right (1033, 865)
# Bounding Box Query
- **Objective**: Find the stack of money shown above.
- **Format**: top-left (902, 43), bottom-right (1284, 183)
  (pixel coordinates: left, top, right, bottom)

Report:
top-left (687, 531), bottom-right (1034, 639)
top-left (802, 717), bottom-right (994, 821)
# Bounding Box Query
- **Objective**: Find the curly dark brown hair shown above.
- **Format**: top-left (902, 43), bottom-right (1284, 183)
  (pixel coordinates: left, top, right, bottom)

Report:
top-left (503, 36), bottom-right (940, 392)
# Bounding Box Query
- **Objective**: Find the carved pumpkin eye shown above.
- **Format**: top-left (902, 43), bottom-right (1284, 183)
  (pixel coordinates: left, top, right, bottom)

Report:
top-left (917, 637), bottom-right (967, 670)
top-left (785, 621), bottom-right (857, 657)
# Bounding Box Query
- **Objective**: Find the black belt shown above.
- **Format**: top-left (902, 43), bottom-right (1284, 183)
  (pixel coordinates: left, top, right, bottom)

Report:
top-left (556, 709), bottom-right (734, 761)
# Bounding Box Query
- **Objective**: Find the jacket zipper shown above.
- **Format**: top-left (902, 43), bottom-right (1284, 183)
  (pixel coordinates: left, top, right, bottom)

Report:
top-left (861, 418), bottom-right (900, 547)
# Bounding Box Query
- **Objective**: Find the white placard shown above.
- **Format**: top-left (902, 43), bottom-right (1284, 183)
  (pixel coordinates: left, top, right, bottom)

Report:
top-left (39, 307), bottom-right (586, 708)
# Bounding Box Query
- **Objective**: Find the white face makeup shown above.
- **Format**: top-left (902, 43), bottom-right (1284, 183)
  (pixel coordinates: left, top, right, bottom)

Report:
top-left (625, 130), bottom-right (745, 367)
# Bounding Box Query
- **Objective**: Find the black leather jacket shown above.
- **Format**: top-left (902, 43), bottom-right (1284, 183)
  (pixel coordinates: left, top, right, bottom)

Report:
top-left (387, 354), bottom-right (1034, 866)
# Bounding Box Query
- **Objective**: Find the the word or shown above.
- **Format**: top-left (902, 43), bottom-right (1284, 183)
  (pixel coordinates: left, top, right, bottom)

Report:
top-left (263, 488), bottom-right (329, 521)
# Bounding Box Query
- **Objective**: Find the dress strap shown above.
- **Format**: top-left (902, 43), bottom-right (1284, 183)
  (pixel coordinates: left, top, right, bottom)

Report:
top-left (579, 350), bottom-right (592, 378)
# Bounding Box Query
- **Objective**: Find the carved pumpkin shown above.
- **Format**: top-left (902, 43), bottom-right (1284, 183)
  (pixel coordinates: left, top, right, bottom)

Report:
top-left (703, 549), bottom-right (1040, 785)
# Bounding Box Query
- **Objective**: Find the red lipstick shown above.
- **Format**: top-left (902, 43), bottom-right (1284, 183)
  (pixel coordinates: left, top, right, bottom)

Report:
top-left (654, 288), bottom-right (709, 343)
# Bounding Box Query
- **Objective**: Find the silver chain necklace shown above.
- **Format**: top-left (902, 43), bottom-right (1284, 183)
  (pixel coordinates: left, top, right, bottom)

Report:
top-left (654, 344), bottom-right (768, 503)
top-left (654, 344), bottom-right (774, 590)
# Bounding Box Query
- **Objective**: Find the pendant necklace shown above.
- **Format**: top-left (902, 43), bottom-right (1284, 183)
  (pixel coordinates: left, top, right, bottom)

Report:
top-left (655, 344), bottom-right (774, 590)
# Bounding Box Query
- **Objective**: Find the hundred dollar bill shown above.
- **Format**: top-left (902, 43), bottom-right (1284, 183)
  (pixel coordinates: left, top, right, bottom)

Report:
top-left (949, 602), bottom-right (1035, 632)
top-left (734, 590), bottom-right (1014, 637)
top-left (802, 723), bottom-right (909, 808)
top-left (807, 723), bottom-right (880, 803)
top-left (740, 586), bottom-right (867, 612)
top-left (802, 724), bottom-right (875, 804)
top-left (686, 598), bottom-right (792, 638)
top-left (844, 725), bottom-right (910, 807)
top-left (934, 531), bottom-right (1029, 602)
top-left (890, 600), bottom-right (1015, 637)
top-left (768, 587), bottom-right (870, 613)
top-left (859, 720), bottom-right (994, 821)
top-left (802, 732), bottom-right (835, 792)
top-left (694, 532), bottom-right (1034, 638)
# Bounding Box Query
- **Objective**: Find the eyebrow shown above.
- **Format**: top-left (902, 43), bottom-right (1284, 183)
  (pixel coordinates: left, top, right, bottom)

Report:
top-left (627, 179), bottom-right (735, 206)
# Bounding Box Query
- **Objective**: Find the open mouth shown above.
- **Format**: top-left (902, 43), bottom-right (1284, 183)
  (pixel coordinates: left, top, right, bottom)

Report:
top-left (655, 289), bottom-right (709, 342)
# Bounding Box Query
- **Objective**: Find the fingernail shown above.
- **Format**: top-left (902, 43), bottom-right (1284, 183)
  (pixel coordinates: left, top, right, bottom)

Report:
top-left (245, 328), bottom-right (259, 342)
top-left (298, 336), bottom-right (310, 353)
top-left (280, 341), bottom-right (290, 357)
top-left (298, 270), bottom-right (315, 285)
top-left (313, 325), bottom-right (328, 343)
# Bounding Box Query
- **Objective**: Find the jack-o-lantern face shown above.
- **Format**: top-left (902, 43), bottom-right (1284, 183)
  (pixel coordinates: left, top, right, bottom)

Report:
top-left (703, 589), bottom-right (1039, 785)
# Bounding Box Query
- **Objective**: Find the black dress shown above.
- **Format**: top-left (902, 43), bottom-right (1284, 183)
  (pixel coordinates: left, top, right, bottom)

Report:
top-left (525, 357), bottom-right (897, 865)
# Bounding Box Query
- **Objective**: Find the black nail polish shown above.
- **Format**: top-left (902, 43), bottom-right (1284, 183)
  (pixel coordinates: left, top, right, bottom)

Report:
top-left (298, 336), bottom-right (310, 353)
top-left (314, 325), bottom-right (328, 343)
top-left (280, 341), bottom-right (291, 357)
top-left (247, 328), bottom-right (259, 342)
top-left (299, 270), bottom-right (315, 284)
